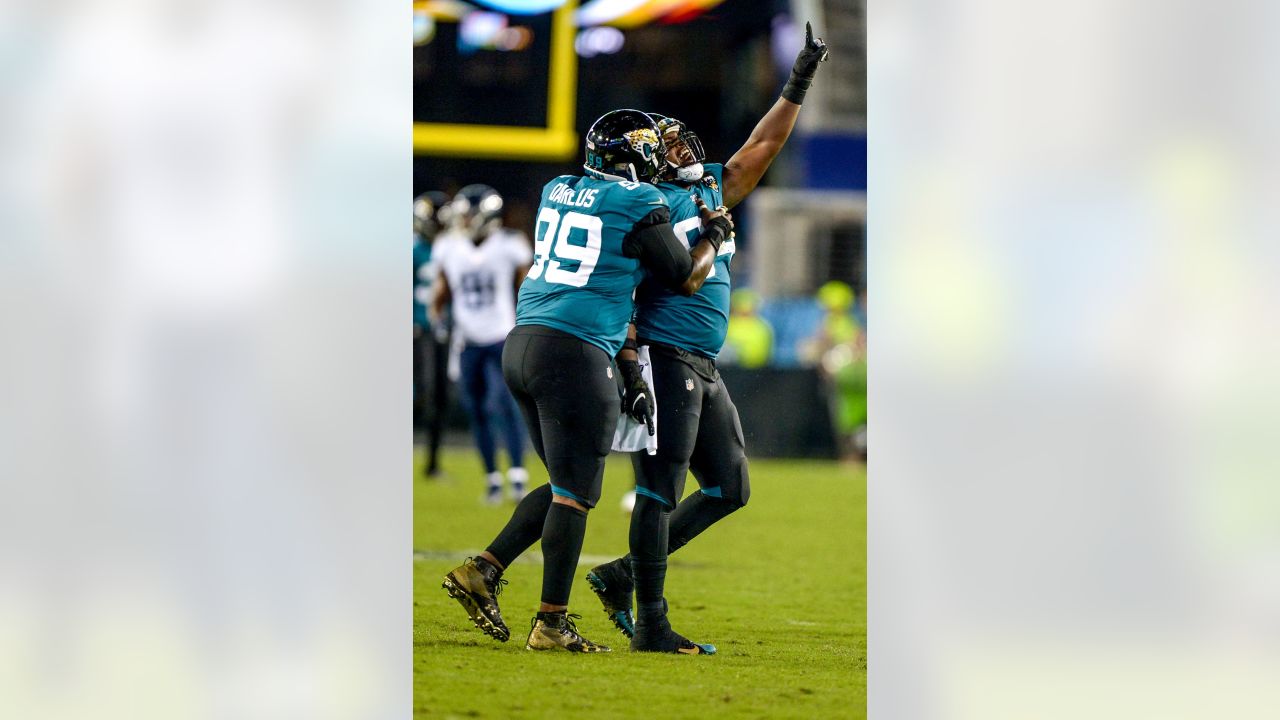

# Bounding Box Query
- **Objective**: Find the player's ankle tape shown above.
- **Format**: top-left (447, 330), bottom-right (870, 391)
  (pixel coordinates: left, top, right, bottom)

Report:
top-left (637, 600), bottom-right (666, 621)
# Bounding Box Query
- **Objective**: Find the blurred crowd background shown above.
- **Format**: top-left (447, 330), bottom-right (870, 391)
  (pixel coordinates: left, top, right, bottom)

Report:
top-left (414, 0), bottom-right (867, 459)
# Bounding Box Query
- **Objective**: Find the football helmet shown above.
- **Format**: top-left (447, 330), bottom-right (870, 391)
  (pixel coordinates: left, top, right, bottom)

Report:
top-left (449, 184), bottom-right (504, 240)
top-left (413, 190), bottom-right (450, 239)
top-left (583, 109), bottom-right (666, 184)
top-left (650, 113), bottom-right (706, 183)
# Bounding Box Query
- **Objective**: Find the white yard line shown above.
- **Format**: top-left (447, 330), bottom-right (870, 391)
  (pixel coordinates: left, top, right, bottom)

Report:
top-left (414, 550), bottom-right (619, 566)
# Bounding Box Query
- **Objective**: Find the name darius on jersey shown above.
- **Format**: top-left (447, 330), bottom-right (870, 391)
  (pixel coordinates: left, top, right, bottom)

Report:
top-left (547, 183), bottom-right (600, 209)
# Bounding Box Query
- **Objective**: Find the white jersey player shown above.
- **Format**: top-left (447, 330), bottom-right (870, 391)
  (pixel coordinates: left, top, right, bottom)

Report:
top-left (431, 185), bottom-right (534, 502)
top-left (433, 227), bottom-right (531, 346)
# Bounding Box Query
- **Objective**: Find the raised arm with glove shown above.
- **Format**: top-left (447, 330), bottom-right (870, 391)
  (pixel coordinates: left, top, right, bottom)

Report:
top-left (722, 22), bottom-right (830, 208)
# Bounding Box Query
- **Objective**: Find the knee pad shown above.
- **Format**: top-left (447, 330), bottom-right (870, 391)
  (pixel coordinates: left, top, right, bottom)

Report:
top-left (628, 494), bottom-right (670, 562)
top-left (734, 460), bottom-right (750, 508)
top-left (709, 457), bottom-right (749, 510)
top-left (634, 484), bottom-right (676, 510)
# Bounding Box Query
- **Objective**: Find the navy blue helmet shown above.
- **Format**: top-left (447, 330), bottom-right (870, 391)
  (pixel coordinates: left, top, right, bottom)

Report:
top-left (413, 190), bottom-right (450, 239)
top-left (448, 184), bottom-right (504, 240)
top-left (583, 109), bottom-right (666, 184)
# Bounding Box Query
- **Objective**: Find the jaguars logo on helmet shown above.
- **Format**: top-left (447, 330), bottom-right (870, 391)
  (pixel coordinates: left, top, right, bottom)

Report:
top-left (624, 128), bottom-right (660, 159)
top-left (584, 109), bottom-right (667, 184)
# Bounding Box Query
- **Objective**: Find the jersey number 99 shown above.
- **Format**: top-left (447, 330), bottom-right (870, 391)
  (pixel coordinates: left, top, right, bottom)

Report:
top-left (528, 208), bottom-right (603, 288)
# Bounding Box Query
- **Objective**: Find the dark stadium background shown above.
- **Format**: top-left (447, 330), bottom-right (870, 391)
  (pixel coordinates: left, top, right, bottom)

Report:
top-left (414, 0), bottom-right (866, 458)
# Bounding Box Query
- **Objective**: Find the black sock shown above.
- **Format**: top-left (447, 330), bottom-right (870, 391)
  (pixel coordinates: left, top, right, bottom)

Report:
top-left (635, 598), bottom-right (667, 627)
top-left (473, 555), bottom-right (500, 576)
top-left (485, 483), bottom-right (553, 569)
top-left (540, 502), bottom-right (588, 607)
top-left (600, 554), bottom-right (634, 584)
top-left (629, 495), bottom-right (670, 622)
top-left (667, 490), bottom-right (737, 555)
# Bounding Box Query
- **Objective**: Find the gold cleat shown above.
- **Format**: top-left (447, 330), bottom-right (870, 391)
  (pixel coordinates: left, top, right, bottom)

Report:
top-left (525, 612), bottom-right (611, 653)
top-left (441, 557), bottom-right (510, 642)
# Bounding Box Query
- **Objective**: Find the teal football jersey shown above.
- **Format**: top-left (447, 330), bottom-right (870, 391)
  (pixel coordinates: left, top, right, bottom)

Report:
top-left (633, 163), bottom-right (734, 358)
top-left (413, 235), bottom-right (432, 329)
top-left (516, 174), bottom-right (669, 356)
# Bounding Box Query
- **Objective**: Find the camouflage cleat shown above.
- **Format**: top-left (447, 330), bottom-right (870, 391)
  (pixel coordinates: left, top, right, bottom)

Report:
top-left (631, 616), bottom-right (716, 656)
top-left (525, 612), bottom-right (611, 653)
top-left (585, 557), bottom-right (635, 638)
top-left (442, 557), bottom-right (510, 642)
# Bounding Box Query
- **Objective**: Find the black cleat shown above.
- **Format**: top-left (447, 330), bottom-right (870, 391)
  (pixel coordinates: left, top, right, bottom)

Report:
top-left (586, 557), bottom-right (635, 638)
top-left (442, 557), bottom-right (510, 642)
top-left (525, 612), bottom-right (611, 653)
top-left (631, 615), bottom-right (716, 655)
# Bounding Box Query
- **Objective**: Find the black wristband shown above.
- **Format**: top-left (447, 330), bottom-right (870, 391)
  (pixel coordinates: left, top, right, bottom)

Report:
top-left (622, 337), bottom-right (638, 352)
top-left (700, 217), bottom-right (729, 252)
top-left (782, 72), bottom-right (813, 104)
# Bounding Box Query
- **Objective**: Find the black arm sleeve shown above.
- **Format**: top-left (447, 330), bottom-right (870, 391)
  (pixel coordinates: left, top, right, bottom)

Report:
top-left (621, 207), bottom-right (694, 290)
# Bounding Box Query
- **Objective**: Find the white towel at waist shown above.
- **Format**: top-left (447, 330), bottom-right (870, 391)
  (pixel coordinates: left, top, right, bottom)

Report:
top-left (611, 345), bottom-right (657, 455)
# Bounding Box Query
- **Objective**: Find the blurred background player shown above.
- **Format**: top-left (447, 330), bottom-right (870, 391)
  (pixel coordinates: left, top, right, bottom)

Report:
top-left (722, 288), bottom-right (774, 368)
top-left (431, 184), bottom-right (533, 502)
top-left (586, 23), bottom-right (829, 642)
top-left (441, 109), bottom-right (732, 654)
top-left (413, 191), bottom-right (451, 479)
top-left (802, 280), bottom-right (867, 460)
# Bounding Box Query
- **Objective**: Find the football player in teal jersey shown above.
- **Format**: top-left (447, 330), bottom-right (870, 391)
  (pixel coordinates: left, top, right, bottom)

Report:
top-left (441, 109), bottom-right (733, 654)
top-left (413, 191), bottom-right (451, 479)
top-left (585, 23), bottom-right (831, 647)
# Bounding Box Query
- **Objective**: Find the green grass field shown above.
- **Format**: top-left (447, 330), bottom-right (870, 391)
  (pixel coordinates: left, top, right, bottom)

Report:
top-left (414, 447), bottom-right (866, 719)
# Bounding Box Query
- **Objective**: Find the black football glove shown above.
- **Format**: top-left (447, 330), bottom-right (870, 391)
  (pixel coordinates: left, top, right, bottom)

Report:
top-left (782, 22), bottom-right (830, 105)
top-left (618, 359), bottom-right (655, 436)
